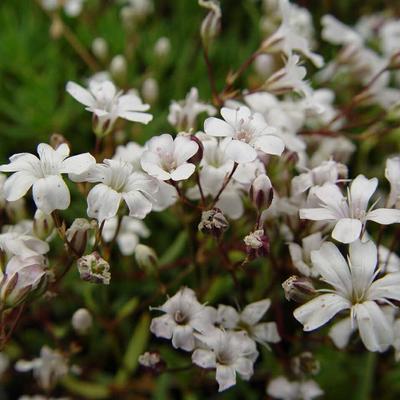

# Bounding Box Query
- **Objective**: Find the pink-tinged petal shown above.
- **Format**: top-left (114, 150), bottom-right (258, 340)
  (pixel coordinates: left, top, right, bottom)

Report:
top-left (367, 208), bottom-right (400, 224)
top-left (225, 139), bottom-right (257, 163)
top-left (62, 153), bottom-right (96, 175)
top-left (122, 191), bottom-right (153, 219)
top-left (87, 184), bottom-right (121, 222)
top-left (66, 81), bottom-right (96, 108)
top-left (192, 349), bottom-right (216, 369)
top-left (216, 365), bottom-right (237, 392)
top-left (354, 301), bottom-right (393, 352)
top-left (252, 135), bottom-right (284, 156)
top-left (3, 171), bottom-right (36, 201)
top-left (173, 136), bottom-right (198, 165)
top-left (328, 317), bottom-right (354, 349)
top-left (350, 175), bottom-right (378, 212)
top-left (32, 176), bottom-right (70, 214)
top-left (299, 207), bottom-right (337, 221)
top-left (332, 218), bottom-right (362, 243)
top-left (150, 314), bottom-right (175, 339)
top-left (171, 325), bottom-right (195, 351)
top-left (367, 272), bottom-right (400, 302)
top-left (293, 293), bottom-right (350, 331)
top-left (311, 242), bottom-right (352, 294)
top-left (241, 299), bottom-right (271, 325)
top-left (118, 110), bottom-right (153, 124)
top-left (204, 117), bottom-right (234, 137)
top-left (170, 163), bottom-right (195, 181)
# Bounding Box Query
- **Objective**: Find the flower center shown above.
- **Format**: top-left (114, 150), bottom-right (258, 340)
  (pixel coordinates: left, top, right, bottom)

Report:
top-left (174, 310), bottom-right (189, 325)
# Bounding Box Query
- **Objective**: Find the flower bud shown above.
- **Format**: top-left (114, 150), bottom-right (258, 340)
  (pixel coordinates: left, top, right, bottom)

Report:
top-left (92, 37), bottom-right (108, 62)
top-left (72, 308), bottom-right (93, 335)
top-left (142, 77), bottom-right (159, 104)
top-left (188, 135), bottom-right (204, 165)
top-left (198, 208), bottom-right (229, 237)
top-left (0, 255), bottom-right (48, 309)
top-left (282, 275), bottom-right (316, 303)
top-left (33, 210), bottom-right (54, 240)
top-left (199, 0), bottom-right (221, 47)
top-left (135, 244), bottom-right (158, 274)
top-left (291, 352), bottom-right (320, 377)
top-left (249, 174), bottom-right (273, 211)
top-left (50, 133), bottom-right (69, 150)
top-left (138, 351), bottom-right (166, 373)
top-left (66, 219), bottom-right (93, 257)
top-left (244, 229), bottom-right (269, 259)
top-left (154, 37), bottom-right (171, 59)
top-left (110, 55), bottom-right (127, 85)
top-left (77, 252), bottom-right (111, 285)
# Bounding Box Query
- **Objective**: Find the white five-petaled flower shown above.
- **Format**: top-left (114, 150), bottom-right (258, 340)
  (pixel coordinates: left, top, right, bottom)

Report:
top-left (141, 134), bottom-right (199, 181)
top-left (192, 328), bottom-right (258, 392)
top-left (150, 287), bottom-right (216, 352)
top-left (204, 106), bottom-right (284, 164)
top-left (267, 376), bottom-right (324, 400)
top-left (294, 240), bottom-right (400, 352)
top-left (216, 299), bottom-right (281, 347)
top-left (66, 80), bottom-right (153, 135)
top-left (0, 143), bottom-right (95, 214)
top-left (299, 174), bottom-right (400, 243)
top-left (84, 159), bottom-right (158, 222)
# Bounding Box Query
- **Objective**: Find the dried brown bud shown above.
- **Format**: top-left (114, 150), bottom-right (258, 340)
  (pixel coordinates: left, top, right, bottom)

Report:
top-left (244, 229), bottom-right (269, 259)
top-left (188, 135), bottom-right (204, 164)
top-left (198, 208), bottom-right (229, 237)
top-left (77, 252), bottom-right (111, 285)
top-left (282, 275), bottom-right (316, 303)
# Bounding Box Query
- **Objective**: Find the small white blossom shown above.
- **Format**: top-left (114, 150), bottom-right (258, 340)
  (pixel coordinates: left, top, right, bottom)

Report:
top-left (294, 240), bottom-right (400, 352)
top-left (0, 143), bottom-right (95, 214)
top-left (204, 106), bottom-right (284, 164)
top-left (42, 0), bottom-right (85, 17)
top-left (150, 287), bottom-right (216, 351)
top-left (267, 376), bottom-right (323, 400)
top-left (192, 328), bottom-right (258, 392)
top-left (300, 175), bottom-right (400, 243)
top-left (72, 308), bottom-right (93, 335)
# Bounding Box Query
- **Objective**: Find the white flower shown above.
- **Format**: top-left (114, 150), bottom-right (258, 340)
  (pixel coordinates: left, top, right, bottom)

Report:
top-left (42, 0), bottom-right (85, 17)
top-left (204, 106), bottom-right (284, 163)
top-left (102, 215), bottom-right (149, 255)
top-left (150, 287), bottom-right (216, 351)
top-left (267, 376), bottom-right (323, 400)
top-left (71, 308), bottom-right (93, 335)
top-left (0, 230), bottom-right (49, 259)
top-left (216, 299), bottom-right (281, 347)
top-left (291, 160), bottom-right (347, 196)
top-left (0, 143), bottom-right (95, 214)
top-left (299, 175), bottom-right (400, 243)
top-left (15, 346), bottom-right (69, 391)
top-left (141, 134), bottom-right (199, 181)
top-left (66, 80), bottom-right (152, 135)
top-left (321, 15), bottom-right (363, 46)
top-left (294, 240), bottom-right (400, 352)
top-left (261, 0), bottom-right (323, 68)
top-left (168, 87), bottom-right (216, 131)
top-left (288, 232), bottom-right (324, 277)
top-left (192, 328), bottom-right (258, 392)
top-left (84, 159), bottom-right (158, 222)
top-left (380, 20), bottom-right (400, 57)
top-left (385, 156), bottom-right (400, 208)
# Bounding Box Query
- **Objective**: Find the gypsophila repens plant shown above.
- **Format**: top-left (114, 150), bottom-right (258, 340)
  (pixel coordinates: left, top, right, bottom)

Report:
top-left (1, 0), bottom-right (400, 398)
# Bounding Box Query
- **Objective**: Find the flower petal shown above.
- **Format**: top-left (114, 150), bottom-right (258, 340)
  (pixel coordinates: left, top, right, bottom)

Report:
top-left (192, 349), bottom-right (216, 369)
top-left (293, 293), bottom-right (350, 331)
top-left (367, 208), bottom-right (400, 224)
top-left (87, 184), bottom-right (121, 222)
top-left (204, 117), bottom-right (234, 137)
top-left (350, 175), bottom-right (377, 212)
top-left (32, 175), bottom-right (70, 214)
top-left (216, 365), bottom-right (237, 392)
top-left (122, 191), bottom-right (153, 219)
top-left (170, 163), bottom-right (195, 181)
top-left (66, 81), bottom-right (96, 108)
top-left (252, 322), bottom-right (281, 345)
top-left (150, 314), bottom-right (175, 339)
top-left (328, 317), bottom-right (354, 349)
top-left (367, 272), bottom-right (400, 302)
top-left (225, 139), bottom-right (257, 163)
top-left (241, 299), bottom-right (271, 325)
top-left (172, 325), bottom-right (195, 351)
top-left (118, 110), bottom-right (153, 124)
top-left (332, 218), bottom-right (362, 243)
top-left (62, 153), bottom-right (96, 175)
top-left (299, 207), bottom-right (337, 221)
top-left (3, 171), bottom-right (36, 201)
top-left (252, 135), bottom-right (284, 156)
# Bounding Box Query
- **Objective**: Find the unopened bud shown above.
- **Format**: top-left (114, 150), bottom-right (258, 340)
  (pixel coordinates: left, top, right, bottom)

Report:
top-left (154, 37), bottom-right (171, 59)
top-left (199, 0), bottom-right (221, 47)
top-left (138, 351), bottom-right (166, 373)
top-left (291, 352), bottom-right (320, 377)
top-left (50, 133), bottom-right (69, 150)
top-left (135, 244), bottom-right (158, 274)
top-left (282, 275), bottom-right (315, 303)
top-left (142, 78), bottom-right (159, 104)
top-left (244, 229), bottom-right (269, 259)
top-left (110, 55), bottom-right (127, 85)
top-left (66, 219), bottom-right (93, 257)
top-left (198, 208), bottom-right (229, 237)
top-left (188, 135), bottom-right (204, 164)
top-left (77, 252), bottom-right (111, 285)
top-left (33, 210), bottom-right (54, 240)
top-left (72, 308), bottom-right (93, 335)
top-left (50, 17), bottom-right (63, 39)
top-left (92, 37), bottom-right (108, 62)
top-left (249, 174), bottom-right (273, 211)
